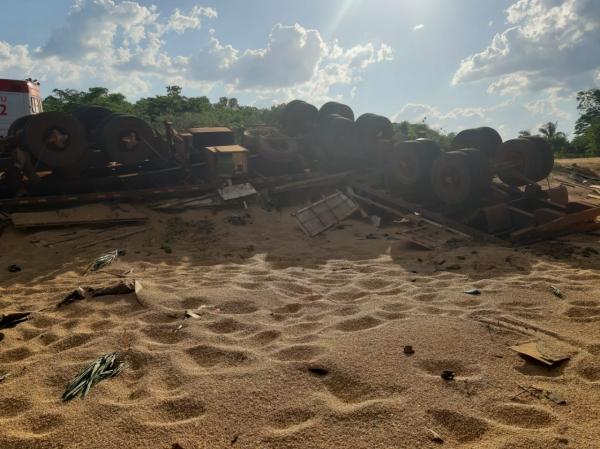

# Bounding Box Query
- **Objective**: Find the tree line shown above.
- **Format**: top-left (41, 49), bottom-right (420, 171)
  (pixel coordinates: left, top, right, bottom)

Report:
top-left (42, 86), bottom-right (600, 156)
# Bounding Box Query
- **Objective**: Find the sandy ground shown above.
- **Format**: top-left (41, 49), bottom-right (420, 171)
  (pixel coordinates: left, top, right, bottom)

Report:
top-left (1, 161), bottom-right (600, 448)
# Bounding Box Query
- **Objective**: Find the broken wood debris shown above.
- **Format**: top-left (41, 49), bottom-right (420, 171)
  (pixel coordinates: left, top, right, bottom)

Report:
top-left (151, 194), bottom-right (218, 210)
top-left (513, 384), bottom-right (566, 405)
top-left (218, 183), bottom-right (257, 201)
top-left (0, 312), bottom-right (32, 330)
top-left (57, 280), bottom-right (136, 307)
top-left (272, 171), bottom-right (353, 194)
top-left (185, 310), bottom-right (202, 319)
top-left (76, 228), bottom-right (146, 250)
top-left (510, 342), bottom-right (570, 366)
top-left (426, 428), bottom-right (444, 444)
top-left (10, 203), bottom-right (147, 229)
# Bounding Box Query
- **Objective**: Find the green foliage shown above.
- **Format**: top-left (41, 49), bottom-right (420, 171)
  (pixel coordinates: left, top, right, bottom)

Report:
top-left (537, 121), bottom-right (572, 154)
top-left (42, 85), bottom-right (285, 134)
top-left (575, 89), bottom-right (600, 155)
top-left (392, 121), bottom-right (455, 149)
top-left (41, 85), bottom-right (600, 158)
top-left (43, 87), bottom-right (134, 113)
top-left (518, 130), bottom-right (531, 137)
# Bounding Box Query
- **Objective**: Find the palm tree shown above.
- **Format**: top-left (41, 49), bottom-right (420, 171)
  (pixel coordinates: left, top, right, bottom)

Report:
top-left (538, 122), bottom-right (566, 140)
top-left (538, 121), bottom-right (570, 154)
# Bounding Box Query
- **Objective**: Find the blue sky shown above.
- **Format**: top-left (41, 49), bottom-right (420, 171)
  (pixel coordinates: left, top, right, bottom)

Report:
top-left (2, 0), bottom-right (599, 139)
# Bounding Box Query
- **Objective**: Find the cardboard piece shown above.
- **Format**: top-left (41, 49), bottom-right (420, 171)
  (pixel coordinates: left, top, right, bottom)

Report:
top-left (510, 342), bottom-right (570, 366)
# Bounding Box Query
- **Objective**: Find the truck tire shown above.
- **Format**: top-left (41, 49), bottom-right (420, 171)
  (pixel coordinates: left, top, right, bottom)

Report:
top-left (431, 150), bottom-right (475, 207)
top-left (495, 138), bottom-right (539, 186)
top-left (7, 115), bottom-right (32, 137)
top-left (318, 113), bottom-right (355, 151)
top-left (458, 148), bottom-right (493, 193)
top-left (21, 112), bottom-right (87, 168)
top-left (319, 101), bottom-right (354, 121)
top-left (356, 113), bottom-right (393, 148)
top-left (281, 100), bottom-right (318, 137)
top-left (522, 135), bottom-right (554, 181)
top-left (257, 136), bottom-right (299, 162)
top-left (385, 139), bottom-right (440, 202)
top-left (72, 106), bottom-right (112, 141)
top-left (98, 115), bottom-right (154, 166)
top-left (452, 127), bottom-right (502, 159)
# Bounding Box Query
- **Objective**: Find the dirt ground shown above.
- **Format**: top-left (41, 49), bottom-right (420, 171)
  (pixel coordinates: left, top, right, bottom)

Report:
top-left (1, 160), bottom-right (600, 449)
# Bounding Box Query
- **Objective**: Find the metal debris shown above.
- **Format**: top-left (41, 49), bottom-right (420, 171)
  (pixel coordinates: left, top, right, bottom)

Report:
top-left (294, 191), bottom-right (359, 237)
top-left (7, 264), bottom-right (21, 273)
top-left (62, 352), bottom-right (126, 402)
top-left (441, 370), bottom-right (455, 381)
top-left (185, 310), bottom-right (202, 319)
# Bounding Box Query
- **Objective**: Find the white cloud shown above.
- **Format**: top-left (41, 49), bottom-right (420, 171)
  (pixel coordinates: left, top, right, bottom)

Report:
top-left (486, 72), bottom-right (530, 96)
top-left (166, 6), bottom-right (216, 34)
top-left (413, 24), bottom-right (424, 31)
top-left (391, 101), bottom-right (513, 136)
top-left (183, 23), bottom-right (393, 102)
top-left (523, 86), bottom-right (572, 120)
top-left (391, 103), bottom-right (439, 123)
top-left (488, 20), bottom-right (494, 26)
top-left (452, 0), bottom-right (600, 93)
top-left (42, 0), bottom-right (160, 60)
top-left (0, 0), bottom-right (393, 103)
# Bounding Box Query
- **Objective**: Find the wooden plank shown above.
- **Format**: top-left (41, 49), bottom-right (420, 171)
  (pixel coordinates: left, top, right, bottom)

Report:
top-left (273, 171), bottom-right (354, 193)
top-left (535, 205), bottom-right (600, 234)
top-left (11, 204), bottom-right (147, 228)
top-left (350, 182), bottom-right (505, 244)
top-left (349, 191), bottom-right (470, 239)
top-left (76, 227), bottom-right (147, 249)
top-left (0, 182), bottom-right (216, 210)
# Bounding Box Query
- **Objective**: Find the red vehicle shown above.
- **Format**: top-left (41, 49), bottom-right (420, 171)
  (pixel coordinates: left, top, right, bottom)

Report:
top-left (0, 78), bottom-right (43, 137)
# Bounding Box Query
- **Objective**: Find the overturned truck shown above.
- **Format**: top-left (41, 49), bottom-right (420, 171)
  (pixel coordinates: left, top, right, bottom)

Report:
top-left (1, 100), bottom-right (598, 244)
